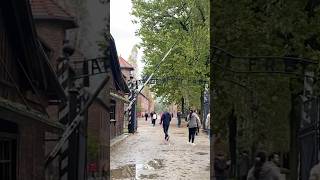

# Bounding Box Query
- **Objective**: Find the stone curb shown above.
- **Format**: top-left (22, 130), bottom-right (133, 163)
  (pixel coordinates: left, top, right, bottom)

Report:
top-left (110, 133), bottom-right (131, 150)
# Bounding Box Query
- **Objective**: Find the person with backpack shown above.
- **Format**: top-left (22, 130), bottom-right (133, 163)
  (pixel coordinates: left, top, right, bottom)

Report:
top-left (187, 109), bottom-right (201, 145)
top-left (151, 111), bottom-right (157, 127)
top-left (247, 151), bottom-right (281, 180)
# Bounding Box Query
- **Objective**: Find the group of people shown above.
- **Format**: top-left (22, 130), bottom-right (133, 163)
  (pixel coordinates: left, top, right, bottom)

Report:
top-left (214, 151), bottom-right (281, 180)
top-left (144, 110), bottom-right (174, 141)
top-left (144, 111), bottom-right (158, 126)
top-left (144, 109), bottom-right (211, 146)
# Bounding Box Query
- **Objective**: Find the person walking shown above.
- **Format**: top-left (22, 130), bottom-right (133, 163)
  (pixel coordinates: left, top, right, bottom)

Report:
top-left (187, 109), bottom-right (201, 145)
top-left (144, 112), bottom-right (149, 121)
top-left (268, 153), bottom-right (280, 168)
top-left (160, 110), bottom-right (172, 141)
top-left (238, 150), bottom-right (250, 180)
top-left (214, 152), bottom-right (229, 180)
top-left (150, 112), bottom-right (154, 122)
top-left (247, 151), bottom-right (281, 180)
top-left (205, 112), bottom-right (210, 139)
top-left (177, 111), bottom-right (182, 128)
top-left (151, 112), bottom-right (157, 127)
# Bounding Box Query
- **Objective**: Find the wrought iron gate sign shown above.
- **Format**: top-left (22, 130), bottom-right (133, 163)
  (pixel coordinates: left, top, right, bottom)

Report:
top-left (213, 46), bottom-right (318, 77)
top-left (71, 57), bottom-right (110, 79)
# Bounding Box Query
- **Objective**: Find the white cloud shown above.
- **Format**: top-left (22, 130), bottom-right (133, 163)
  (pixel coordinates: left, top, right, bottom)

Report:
top-left (110, 0), bottom-right (144, 78)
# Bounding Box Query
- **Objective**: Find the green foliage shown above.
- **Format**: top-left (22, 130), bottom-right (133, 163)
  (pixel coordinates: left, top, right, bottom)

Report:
top-left (132, 0), bottom-right (209, 108)
top-left (212, 0), bottom-right (320, 153)
top-left (87, 135), bottom-right (99, 162)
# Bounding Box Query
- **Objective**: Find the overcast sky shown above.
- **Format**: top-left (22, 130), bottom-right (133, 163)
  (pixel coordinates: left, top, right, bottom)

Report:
top-left (110, 0), bottom-right (144, 78)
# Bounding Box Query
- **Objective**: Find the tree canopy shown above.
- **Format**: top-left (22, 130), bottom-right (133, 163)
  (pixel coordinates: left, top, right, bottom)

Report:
top-left (132, 0), bottom-right (209, 109)
top-left (212, 0), bottom-right (320, 153)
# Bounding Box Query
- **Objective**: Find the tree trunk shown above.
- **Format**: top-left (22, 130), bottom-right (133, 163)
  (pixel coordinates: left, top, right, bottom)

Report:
top-left (289, 93), bottom-right (299, 180)
top-left (228, 107), bottom-right (237, 178)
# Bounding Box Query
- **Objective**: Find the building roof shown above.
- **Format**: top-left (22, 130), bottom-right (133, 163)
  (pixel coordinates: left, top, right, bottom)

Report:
top-left (119, 56), bottom-right (134, 70)
top-left (31, 0), bottom-right (77, 28)
top-left (108, 36), bottom-right (130, 93)
top-left (3, 0), bottom-right (67, 101)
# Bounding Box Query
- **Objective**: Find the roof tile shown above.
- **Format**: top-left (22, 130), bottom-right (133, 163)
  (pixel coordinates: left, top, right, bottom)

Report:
top-left (31, 0), bottom-right (75, 21)
top-left (119, 56), bottom-right (134, 70)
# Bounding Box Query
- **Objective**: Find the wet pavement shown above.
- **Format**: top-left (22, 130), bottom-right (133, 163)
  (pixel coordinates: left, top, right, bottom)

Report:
top-left (110, 118), bottom-right (210, 180)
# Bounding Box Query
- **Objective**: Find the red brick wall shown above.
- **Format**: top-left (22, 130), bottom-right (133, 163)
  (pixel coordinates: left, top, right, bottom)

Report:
top-left (87, 100), bottom-right (109, 176)
top-left (35, 21), bottom-right (66, 69)
top-left (137, 94), bottom-right (150, 117)
top-left (109, 93), bottom-right (125, 139)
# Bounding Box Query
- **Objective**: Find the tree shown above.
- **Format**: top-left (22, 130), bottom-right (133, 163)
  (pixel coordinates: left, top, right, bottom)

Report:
top-left (211, 0), bottom-right (320, 178)
top-left (132, 0), bottom-right (209, 108)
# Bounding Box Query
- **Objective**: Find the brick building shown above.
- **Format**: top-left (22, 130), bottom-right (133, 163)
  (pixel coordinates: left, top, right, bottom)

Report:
top-left (119, 56), bottom-right (134, 81)
top-left (0, 1), bottom-right (66, 179)
top-left (86, 36), bottom-right (129, 177)
top-left (30, 1), bottom-right (80, 179)
top-left (137, 92), bottom-right (150, 117)
top-left (119, 56), bottom-right (156, 118)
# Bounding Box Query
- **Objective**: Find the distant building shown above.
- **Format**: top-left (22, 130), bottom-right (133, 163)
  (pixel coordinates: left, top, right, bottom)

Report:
top-left (119, 56), bottom-right (134, 81)
top-left (137, 92), bottom-right (150, 117)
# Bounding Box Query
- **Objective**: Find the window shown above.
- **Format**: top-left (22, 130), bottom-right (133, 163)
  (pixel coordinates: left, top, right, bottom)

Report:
top-left (0, 138), bottom-right (16, 180)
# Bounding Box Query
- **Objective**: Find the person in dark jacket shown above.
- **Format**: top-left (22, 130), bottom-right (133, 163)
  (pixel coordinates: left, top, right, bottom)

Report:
top-left (144, 112), bottom-right (149, 121)
top-left (160, 111), bottom-right (172, 141)
top-left (247, 151), bottom-right (281, 180)
top-left (177, 111), bottom-right (182, 128)
top-left (150, 112), bottom-right (154, 122)
top-left (214, 152), bottom-right (228, 180)
top-left (238, 150), bottom-right (250, 180)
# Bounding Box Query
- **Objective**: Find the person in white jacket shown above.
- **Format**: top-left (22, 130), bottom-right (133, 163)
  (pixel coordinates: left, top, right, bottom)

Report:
top-left (187, 109), bottom-right (201, 145)
top-left (205, 112), bottom-right (210, 139)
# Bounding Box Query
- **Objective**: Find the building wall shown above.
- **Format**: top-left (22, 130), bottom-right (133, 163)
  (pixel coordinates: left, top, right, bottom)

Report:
top-left (0, 10), bottom-right (59, 180)
top-left (87, 101), bottom-right (108, 176)
top-left (110, 95), bottom-right (125, 139)
top-left (137, 94), bottom-right (150, 117)
top-left (18, 121), bottom-right (46, 180)
top-left (120, 67), bottom-right (132, 82)
top-left (35, 21), bottom-right (66, 69)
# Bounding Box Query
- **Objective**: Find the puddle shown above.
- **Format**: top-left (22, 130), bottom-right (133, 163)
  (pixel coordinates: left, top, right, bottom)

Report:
top-left (139, 174), bottom-right (160, 179)
top-left (195, 152), bottom-right (208, 155)
top-left (111, 159), bottom-right (165, 179)
top-left (110, 164), bottom-right (136, 179)
top-left (145, 159), bottom-right (165, 170)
